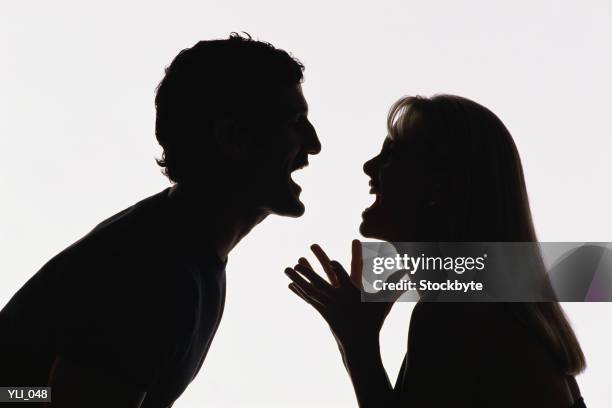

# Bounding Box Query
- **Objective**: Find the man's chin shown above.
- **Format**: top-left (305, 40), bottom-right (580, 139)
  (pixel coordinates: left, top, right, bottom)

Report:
top-left (269, 198), bottom-right (305, 218)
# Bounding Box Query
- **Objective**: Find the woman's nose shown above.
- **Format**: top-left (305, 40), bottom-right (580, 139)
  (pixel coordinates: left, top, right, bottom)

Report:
top-left (363, 155), bottom-right (379, 176)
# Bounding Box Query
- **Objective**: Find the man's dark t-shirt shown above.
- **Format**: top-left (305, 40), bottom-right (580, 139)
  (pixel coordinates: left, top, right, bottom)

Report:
top-left (0, 188), bottom-right (226, 407)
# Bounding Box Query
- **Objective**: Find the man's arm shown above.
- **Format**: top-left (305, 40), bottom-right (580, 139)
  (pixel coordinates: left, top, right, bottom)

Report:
top-left (47, 356), bottom-right (146, 408)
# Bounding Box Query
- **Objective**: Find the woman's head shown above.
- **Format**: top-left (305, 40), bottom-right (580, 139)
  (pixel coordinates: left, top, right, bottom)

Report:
top-left (360, 94), bottom-right (536, 243)
top-left (360, 94), bottom-right (586, 374)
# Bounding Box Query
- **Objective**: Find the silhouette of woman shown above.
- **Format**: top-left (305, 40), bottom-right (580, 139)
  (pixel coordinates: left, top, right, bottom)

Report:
top-left (285, 95), bottom-right (587, 407)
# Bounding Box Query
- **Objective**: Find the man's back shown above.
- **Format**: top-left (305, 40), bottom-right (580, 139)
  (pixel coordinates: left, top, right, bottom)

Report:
top-left (0, 189), bottom-right (226, 407)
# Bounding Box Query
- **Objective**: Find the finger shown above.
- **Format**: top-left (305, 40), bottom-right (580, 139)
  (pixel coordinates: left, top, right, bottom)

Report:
top-left (285, 268), bottom-right (329, 301)
top-left (289, 282), bottom-right (319, 305)
top-left (298, 257), bottom-right (314, 271)
top-left (299, 257), bottom-right (339, 290)
top-left (288, 282), bottom-right (311, 303)
top-left (385, 269), bottom-right (409, 314)
top-left (289, 283), bottom-right (328, 315)
top-left (329, 260), bottom-right (353, 288)
top-left (311, 244), bottom-right (339, 286)
top-left (294, 263), bottom-right (332, 291)
top-left (350, 239), bottom-right (363, 287)
top-left (379, 269), bottom-right (410, 302)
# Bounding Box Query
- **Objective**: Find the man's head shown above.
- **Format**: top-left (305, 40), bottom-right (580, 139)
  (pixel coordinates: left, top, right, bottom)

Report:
top-left (155, 33), bottom-right (320, 217)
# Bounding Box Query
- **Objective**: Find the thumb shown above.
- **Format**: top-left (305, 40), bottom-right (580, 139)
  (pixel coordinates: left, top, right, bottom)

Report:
top-left (350, 239), bottom-right (363, 288)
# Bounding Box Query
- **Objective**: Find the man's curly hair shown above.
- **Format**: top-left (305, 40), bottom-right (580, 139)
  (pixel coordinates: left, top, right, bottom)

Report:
top-left (154, 32), bottom-right (305, 184)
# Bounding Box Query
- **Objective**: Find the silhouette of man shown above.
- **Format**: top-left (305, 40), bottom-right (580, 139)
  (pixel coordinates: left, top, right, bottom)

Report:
top-left (0, 33), bottom-right (320, 407)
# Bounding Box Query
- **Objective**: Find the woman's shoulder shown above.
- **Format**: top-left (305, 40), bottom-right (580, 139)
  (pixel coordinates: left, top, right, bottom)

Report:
top-left (400, 302), bottom-right (495, 403)
top-left (411, 301), bottom-right (505, 329)
top-left (406, 302), bottom-right (574, 406)
top-left (408, 302), bottom-right (516, 355)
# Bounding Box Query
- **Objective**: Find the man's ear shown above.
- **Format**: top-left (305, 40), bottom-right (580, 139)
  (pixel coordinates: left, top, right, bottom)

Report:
top-left (212, 118), bottom-right (251, 158)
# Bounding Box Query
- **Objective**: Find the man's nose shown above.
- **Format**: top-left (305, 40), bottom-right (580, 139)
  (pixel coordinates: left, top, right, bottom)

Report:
top-left (305, 122), bottom-right (321, 155)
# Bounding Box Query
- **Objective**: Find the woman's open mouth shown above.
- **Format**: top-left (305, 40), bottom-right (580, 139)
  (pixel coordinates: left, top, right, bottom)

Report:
top-left (364, 180), bottom-right (382, 212)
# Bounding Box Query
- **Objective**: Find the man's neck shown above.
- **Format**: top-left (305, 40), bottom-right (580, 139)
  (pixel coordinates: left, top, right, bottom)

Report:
top-left (168, 184), bottom-right (268, 262)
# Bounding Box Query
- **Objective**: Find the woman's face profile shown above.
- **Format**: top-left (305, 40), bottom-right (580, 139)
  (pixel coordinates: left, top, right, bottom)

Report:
top-left (360, 128), bottom-right (440, 242)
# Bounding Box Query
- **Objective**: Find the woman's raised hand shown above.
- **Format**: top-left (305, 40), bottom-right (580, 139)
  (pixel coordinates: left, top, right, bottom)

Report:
top-left (284, 239), bottom-right (399, 353)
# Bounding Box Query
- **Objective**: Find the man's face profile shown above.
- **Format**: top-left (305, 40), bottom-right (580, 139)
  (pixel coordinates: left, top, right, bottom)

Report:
top-left (238, 83), bottom-right (321, 217)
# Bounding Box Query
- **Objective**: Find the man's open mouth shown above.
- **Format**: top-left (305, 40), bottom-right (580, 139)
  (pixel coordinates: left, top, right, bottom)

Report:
top-left (288, 155), bottom-right (309, 195)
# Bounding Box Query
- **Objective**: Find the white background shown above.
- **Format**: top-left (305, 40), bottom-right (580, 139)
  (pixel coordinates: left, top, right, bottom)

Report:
top-left (1, 1), bottom-right (611, 406)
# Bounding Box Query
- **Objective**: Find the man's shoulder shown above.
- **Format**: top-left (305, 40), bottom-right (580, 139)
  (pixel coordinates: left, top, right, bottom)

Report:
top-left (58, 189), bottom-right (175, 265)
top-left (29, 188), bottom-right (196, 304)
top-left (88, 188), bottom-right (173, 245)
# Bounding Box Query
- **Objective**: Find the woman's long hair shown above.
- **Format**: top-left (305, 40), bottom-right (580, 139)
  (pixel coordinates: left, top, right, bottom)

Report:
top-left (387, 94), bottom-right (586, 375)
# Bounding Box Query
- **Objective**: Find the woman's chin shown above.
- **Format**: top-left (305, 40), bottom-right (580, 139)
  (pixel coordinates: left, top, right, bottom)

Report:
top-left (359, 209), bottom-right (382, 239)
top-left (358, 221), bottom-right (372, 238)
top-left (360, 205), bottom-right (399, 241)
